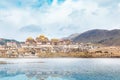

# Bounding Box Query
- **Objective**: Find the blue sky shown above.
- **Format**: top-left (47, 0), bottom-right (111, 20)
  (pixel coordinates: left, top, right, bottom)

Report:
top-left (0, 0), bottom-right (120, 41)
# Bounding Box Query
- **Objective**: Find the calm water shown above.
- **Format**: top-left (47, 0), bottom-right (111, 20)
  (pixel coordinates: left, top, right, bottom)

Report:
top-left (0, 58), bottom-right (120, 80)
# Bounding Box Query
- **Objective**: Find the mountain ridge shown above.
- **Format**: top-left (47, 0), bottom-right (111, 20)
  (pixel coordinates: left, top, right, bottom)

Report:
top-left (71, 29), bottom-right (120, 46)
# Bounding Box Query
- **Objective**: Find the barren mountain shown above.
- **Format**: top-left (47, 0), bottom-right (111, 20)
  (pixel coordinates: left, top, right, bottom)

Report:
top-left (72, 29), bottom-right (120, 46)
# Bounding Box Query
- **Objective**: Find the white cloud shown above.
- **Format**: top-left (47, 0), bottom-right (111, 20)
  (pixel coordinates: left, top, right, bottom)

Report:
top-left (0, 0), bottom-right (120, 41)
top-left (118, 3), bottom-right (120, 7)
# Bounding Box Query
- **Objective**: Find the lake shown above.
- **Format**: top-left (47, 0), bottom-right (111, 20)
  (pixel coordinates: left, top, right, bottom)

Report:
top-left (0, 58), bottom-right (120, 80)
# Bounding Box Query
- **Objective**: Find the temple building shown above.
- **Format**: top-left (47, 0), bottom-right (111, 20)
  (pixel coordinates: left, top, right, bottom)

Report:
top-left (25, 37), bottom-right (36, 46)
top-left (51, 38), bottom-right (59, 45)
top-left (24, 35), bottom-right (73, 46)
top-left (36, 35), bottom-right (50, 45)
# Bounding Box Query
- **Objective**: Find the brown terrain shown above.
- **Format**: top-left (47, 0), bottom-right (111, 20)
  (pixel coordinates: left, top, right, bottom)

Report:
top-left (0, 46), bottom-right (120, 58)
top-left (88, 46), bottom-right (120, 58)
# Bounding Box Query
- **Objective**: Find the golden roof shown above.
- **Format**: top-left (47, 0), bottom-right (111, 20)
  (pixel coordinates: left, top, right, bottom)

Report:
top-left (39, 34), bottom-right (45, 38)
top-left (27, 37), bottom-right (34, 40)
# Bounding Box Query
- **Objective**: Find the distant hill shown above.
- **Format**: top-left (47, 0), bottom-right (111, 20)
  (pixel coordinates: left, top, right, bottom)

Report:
top-left (0, 38), bottom-right (20, 45)
top-left (71, 29), bottom-right (120, 46)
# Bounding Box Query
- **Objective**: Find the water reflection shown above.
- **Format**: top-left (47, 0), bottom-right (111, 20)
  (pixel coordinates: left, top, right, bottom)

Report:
top-left (0, 58), bottom-right (120, 80)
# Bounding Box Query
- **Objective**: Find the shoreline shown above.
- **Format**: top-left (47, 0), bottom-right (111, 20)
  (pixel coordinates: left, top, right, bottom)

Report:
top-left (0, 56), bottom-right (120, 58)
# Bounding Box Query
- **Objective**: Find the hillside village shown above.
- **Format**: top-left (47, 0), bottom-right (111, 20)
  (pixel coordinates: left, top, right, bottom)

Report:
top-left (0, 35), bottom-right (99, 58)
top-left (0, 34), bottom-right (120, 58)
